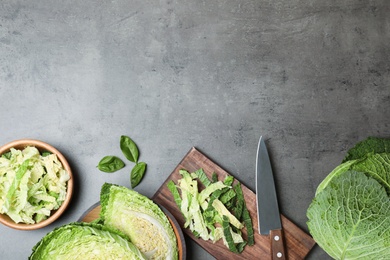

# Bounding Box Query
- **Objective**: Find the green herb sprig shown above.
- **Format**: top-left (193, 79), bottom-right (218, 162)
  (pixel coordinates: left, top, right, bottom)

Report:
top-left (97, 135), bottom-right (147, 188)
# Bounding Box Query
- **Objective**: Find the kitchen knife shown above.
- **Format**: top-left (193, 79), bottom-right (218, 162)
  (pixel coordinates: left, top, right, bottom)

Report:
top-left (256, 136), bottom-right (287, 259)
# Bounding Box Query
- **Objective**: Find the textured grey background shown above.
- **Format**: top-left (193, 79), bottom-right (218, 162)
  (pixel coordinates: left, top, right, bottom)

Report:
top-left (1, 0), bottom-right (389, 259)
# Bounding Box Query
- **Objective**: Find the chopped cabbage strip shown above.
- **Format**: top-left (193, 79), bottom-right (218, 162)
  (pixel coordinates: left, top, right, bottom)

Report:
top-left (212, 199), bottom-right (243, 229)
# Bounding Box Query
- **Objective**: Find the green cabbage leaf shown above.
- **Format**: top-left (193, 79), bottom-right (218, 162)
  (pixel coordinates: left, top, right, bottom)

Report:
top-left (100, 183), bottom-right (178, 260)
top-left (316, 153), bottom-right (390, 195)
top-left (307, 171), bottom-right (390, 260)
top-left (342, 136), bottom-right (390, 163)
top-left (29, 222), bottom-right (146, 260)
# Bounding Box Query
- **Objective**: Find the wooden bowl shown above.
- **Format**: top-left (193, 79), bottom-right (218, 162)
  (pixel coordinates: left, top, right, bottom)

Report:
top-left (0, 139), bottom-right (73, 230)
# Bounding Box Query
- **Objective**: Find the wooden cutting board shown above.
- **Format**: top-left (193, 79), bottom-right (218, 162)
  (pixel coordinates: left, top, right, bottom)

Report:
top-left (152, 147), bottom-right (316, 260)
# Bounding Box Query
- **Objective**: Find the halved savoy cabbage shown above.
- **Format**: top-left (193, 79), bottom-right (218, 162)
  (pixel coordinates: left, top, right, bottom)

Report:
top-left (29, 222), bottom-right (146, 260)
top-left (100, 183), bottom-right (178, 260)
top-left (307, 137), bottom-right (390, 260)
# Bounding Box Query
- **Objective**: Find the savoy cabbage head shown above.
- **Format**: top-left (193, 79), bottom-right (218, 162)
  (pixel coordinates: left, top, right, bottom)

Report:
top-left (307, 137), bottom-right (390, 260)
top-left (29, 222), bottom-right (146, 260)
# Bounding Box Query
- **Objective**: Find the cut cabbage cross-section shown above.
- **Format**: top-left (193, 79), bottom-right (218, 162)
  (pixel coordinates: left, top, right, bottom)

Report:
top-left (100, 183), bottom-right (178, 260)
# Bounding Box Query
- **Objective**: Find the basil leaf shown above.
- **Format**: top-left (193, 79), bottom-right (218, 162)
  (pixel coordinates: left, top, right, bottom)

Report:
top-left (97, 156), bottom-right (125, 173)
top-left (131, 162), bottom-right (146, 188)
top-left (120, 135), bottom-right (139, 163)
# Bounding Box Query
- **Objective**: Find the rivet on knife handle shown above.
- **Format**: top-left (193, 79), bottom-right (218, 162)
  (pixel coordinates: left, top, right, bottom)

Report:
top-left (270, 229), bottom-right (287, 260)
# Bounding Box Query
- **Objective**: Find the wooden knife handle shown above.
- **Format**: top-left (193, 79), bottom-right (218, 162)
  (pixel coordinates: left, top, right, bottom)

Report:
top-left (270, 229), bottom-right (287, 260)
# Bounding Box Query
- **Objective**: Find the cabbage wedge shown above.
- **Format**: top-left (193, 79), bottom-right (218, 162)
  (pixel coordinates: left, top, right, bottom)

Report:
top-left (100, 183), bottom-right (178, 260)
top-left (29, 222), bottom-right (146, 260)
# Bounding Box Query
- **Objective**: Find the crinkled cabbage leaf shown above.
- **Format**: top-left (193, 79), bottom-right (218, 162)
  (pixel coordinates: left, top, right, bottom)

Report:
top-left (316, 153), bottom-right (390, 195)
top-left (342, 136), bottom-right (390, 163)
top-left (29, 222), bottom-right (146, 260)
top-left (307, 171), bottom-right (390, 260)
top-left (100, 183), bottom-right (178, 260)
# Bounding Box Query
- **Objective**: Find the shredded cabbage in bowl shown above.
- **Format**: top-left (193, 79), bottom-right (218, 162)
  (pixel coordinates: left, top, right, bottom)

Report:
top-left (0, 146), bottom-right (70, 224)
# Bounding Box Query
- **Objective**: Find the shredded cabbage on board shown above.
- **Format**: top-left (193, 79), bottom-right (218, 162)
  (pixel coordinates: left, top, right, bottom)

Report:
top-left (167, 168), bottom-right (254, 253)
top-left (0, 146), bottom-right (70, 224)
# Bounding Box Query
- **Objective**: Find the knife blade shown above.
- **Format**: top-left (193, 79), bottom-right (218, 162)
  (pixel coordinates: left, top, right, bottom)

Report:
top-left (256, 136), bottom-right (287, 260)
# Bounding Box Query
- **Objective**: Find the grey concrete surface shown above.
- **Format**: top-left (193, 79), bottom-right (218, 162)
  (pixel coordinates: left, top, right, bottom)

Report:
top-left (0, 0), bottom-right (389, 259)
